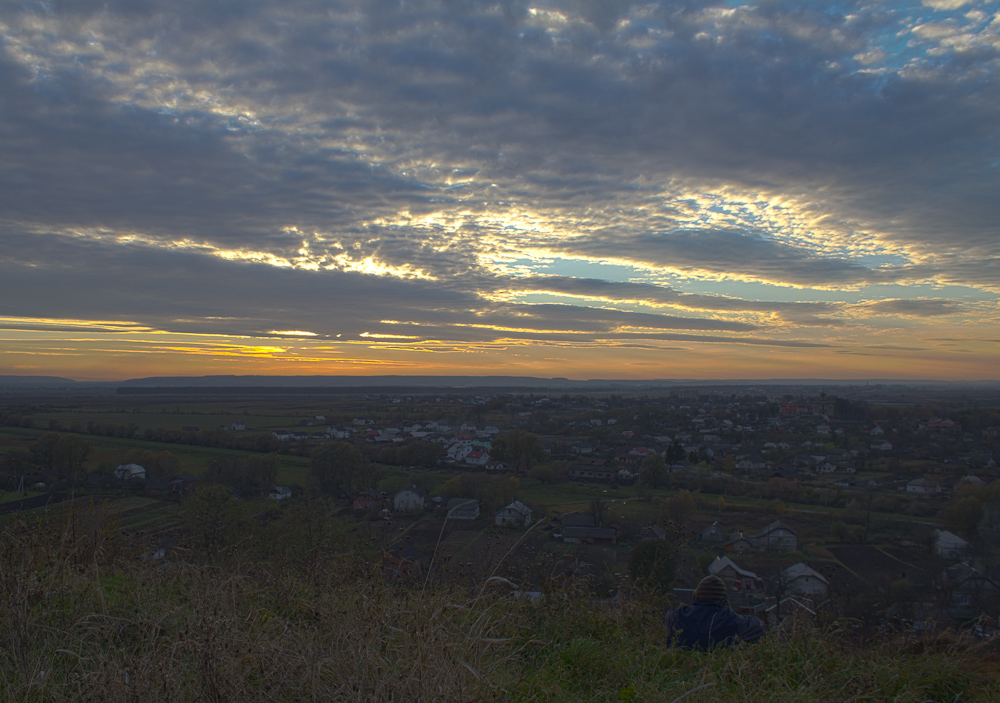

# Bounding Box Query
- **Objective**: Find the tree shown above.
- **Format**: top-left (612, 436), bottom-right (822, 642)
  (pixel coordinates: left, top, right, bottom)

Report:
top-left (589, 498), bottom-right (610, 528)
top-left (442, 473), bottom-right (520, 513)
top-left (398, 441), bottom-right (444, 468)
top-left (528, 460), bottom-right (569, 484)
top-left (764, 568), bottom-right (793, 623)
top-left (638, 454), bottom-right (666, 489)
top-left (182, 484), bottom-right (243, 557)
top-left (442, 473), bottom-right (480, 500)
top-left (308, 442), bottom-right (373, 496)
top-left (666, 440), bottom-right (686, 464)
top-left (490, 430), bottom-right (548, 473)
top-left (888, 578), bottom-right (919, 620)
top-left (247, 453), bottom-right (280, 485)
top-left (484, 475), bottom-right (520, 513)
top-left (154, 451), bottom-right (180, 478)
top-left (939, 479), bottom-right (1000, 542)
top-left (122, 449), bottom-right (157, 474)
top-left (628, 539), bottom-right (677, 594)
top-left (660, 490), bottom-right (696, 524)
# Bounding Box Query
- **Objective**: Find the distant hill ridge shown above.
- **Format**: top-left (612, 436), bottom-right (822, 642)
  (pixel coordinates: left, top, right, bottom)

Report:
top-left (0, 375), bottom-right (79, 386)
top-left (2, 374), bottom-right (992, 391)
top-left (119, 374), bottom-right (576, 388)
top-left (115, 375), bottom-right (984, 389)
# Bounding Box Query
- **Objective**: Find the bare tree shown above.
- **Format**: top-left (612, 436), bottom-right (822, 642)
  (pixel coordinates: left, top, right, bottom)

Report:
top-left (764, 568), bottom-right (793, 624)
top-left (589, 498), bottom-right (609, 528)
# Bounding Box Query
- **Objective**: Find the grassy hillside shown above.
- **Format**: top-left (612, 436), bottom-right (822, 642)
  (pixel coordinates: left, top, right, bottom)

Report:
top-left (1, 505), bottom-right (996, 703)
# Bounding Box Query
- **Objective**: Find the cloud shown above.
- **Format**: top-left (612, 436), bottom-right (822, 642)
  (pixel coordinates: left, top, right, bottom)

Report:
top-left (0, 232), bottom-right (774, 344)
top-left (921, 1), bottom-right (973, 10)
top-left (547, 230), bottom-right (919, 289)
top-left (498, 275), bottom-right (835, 313)
top-left (852, 299), bottom-right (964, 318)
top-left (0, 1), bottom-right (998, 377)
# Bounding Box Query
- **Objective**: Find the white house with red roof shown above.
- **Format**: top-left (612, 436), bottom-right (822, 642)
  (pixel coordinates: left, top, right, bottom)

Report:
top-left (465, 450), bottom-right (490, 466)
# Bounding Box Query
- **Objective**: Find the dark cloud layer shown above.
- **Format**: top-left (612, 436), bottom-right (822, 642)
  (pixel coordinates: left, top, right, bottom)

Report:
top-left (1, 0), bottom-right (998, 374)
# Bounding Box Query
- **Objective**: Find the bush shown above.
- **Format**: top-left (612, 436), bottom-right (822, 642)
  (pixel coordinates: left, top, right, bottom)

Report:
top-left (628, 539), bottom-right (677, 595)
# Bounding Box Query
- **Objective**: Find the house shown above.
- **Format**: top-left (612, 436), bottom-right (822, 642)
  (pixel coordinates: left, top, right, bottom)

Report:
top-left (495, 501), bottom-right (533, 528)
top-left (172, 474), bottom-right (198, 491)
top-left (813, 461), bottom-right (837, 474)
top-left (464, 450), bottom-right (490, 466)
top-left (568, 464), bottom-right (617, 482)
top-left (938, 563), bottom-right (1000, 621)
top-left (484, 459), bottom-right (507, 472)
top-left (781, 402), bottom-right (813, 417)
top-left (393, 485), bottom-right (427, 513)
top-left (925, 418), bottom-right (961, 433)
top-left (735, 456), bottom-right (766, 475)
top-left (446, 497), bottom-right (480, 520)
top-left (447, 442), bottom-right (475, 462)
top-left (932, 530), bottom-right (969, 559)
top-left (269, 486), bottom-right (293, 500)
top-left (113, 463), bottom-right (146, 482)
top-left (763, 597), bottom-right (817, 627)
top-left (708, 556), bottom-right (765, 595)
top-left (560, 511), bottom-right (597, 528)
top-left (231, 420), bottom-right (246, 431)
top-left (699, 521), bottom-right (726, 543)
top-left (353, 489), bottom-right (383, 511)
top-left (751, 520), bottom-right (797, 551)
top-left (783, 562), bottom-right (829, 600)
top-left (906, 478), bottom-right (941, 495)
top-left (723, 531), bottom-right (753, 554)
top-left (770, 467), bottom-right (801, 486)
top-left (562, 526), bottom-right (617, 545)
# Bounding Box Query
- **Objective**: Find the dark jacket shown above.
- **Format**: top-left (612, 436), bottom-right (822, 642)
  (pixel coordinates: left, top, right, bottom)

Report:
top-left (664, 601), bottom-right (765, 649)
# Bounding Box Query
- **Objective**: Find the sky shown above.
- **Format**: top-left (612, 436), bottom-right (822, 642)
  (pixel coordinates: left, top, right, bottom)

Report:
top-left (1, 0), bottom-right (999, 382)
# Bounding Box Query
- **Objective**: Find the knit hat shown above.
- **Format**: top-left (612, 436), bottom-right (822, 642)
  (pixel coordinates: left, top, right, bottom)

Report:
top-left (693, 575), bottom-right (728, 605)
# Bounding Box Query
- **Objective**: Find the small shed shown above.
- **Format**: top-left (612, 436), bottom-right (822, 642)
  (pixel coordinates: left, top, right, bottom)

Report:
top-left (495, 500), bottom-right (533, 528)
top-left (446, 497), bottom-right (480, 520)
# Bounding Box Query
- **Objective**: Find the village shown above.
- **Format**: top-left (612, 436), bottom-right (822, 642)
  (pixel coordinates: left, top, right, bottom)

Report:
top-left (1, 384), bottom-right (998, 635)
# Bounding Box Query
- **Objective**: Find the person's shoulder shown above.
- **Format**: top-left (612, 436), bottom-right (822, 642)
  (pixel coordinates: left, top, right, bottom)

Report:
top-left (664, 603), bottom-right (694, 624)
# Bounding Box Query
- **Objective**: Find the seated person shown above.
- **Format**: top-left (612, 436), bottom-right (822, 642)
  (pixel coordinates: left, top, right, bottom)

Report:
top-left (664, 575), bottom-right (765, 649)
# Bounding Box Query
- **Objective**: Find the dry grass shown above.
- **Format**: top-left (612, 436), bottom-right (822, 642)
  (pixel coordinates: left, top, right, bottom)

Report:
top-left (1, 505), bottom-right (996, 703)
